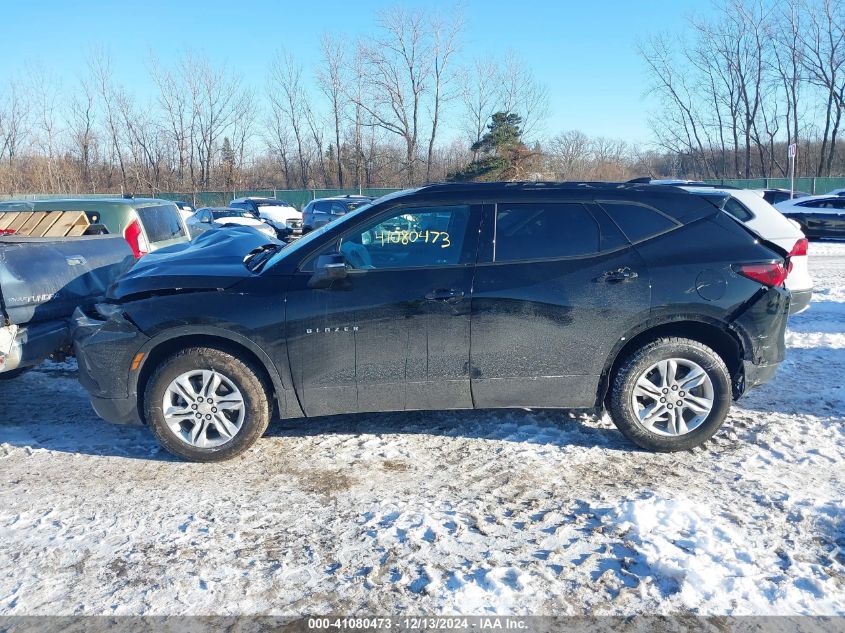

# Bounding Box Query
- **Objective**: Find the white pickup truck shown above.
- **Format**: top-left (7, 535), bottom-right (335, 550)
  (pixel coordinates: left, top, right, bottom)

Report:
top-left (0, 235), bottom-right (133, 378)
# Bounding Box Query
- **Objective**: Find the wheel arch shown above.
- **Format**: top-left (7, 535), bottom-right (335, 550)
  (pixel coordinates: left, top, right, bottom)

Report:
top-left (597, 317), bottom-right (745, 407)
top-left (132, 327), bottom-right (303, 422)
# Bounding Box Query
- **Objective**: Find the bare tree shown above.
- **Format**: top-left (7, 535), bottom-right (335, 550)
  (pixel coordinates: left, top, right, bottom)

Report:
top-left (151, 55), bottom-right (196, 190)
top-left (89, 51), bottom-right (128, 191)
top-left (498, 52), bottom-right (550, 140)
top-left (67, 75), bottom-right (98, 190)
top-left (796, 0), bottom-right (845, 176)
top-left (349, 7), bottom-right (431, 184)
top-left (318, 35), bottom-right (347, 188)
top-left (460, 58), bottom-right (500, 161)
top-left (269, 50), bottom-right (311, 188)
top-left (0, 78), bottom-right (30, 192)
top-left (29, 64), bottom-right (63, 192)
top-left (426, 11), bottom-right (462, 181)
top-left (189, 55), bottom-right (244, 188)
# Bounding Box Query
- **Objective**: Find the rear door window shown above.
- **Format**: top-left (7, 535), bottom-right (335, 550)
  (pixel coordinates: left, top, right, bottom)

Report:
top-left (599, 201), bottom-right (679, 242)
top-left (494, 203), bottom-right (599, 262)
top-left (136, 204), bottom-right (186, 242)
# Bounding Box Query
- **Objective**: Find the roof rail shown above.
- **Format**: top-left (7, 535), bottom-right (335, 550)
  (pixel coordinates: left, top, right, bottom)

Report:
top-left (416, 180), bottom-right (696, 193)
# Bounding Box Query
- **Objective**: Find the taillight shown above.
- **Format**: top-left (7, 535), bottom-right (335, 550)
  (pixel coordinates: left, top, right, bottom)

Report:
top-left (0, 228), bottom-right (15, 235)
top-left (123, 218), bottom-right (149, 258)
top-left (783, 237), bottom-right (808, 276)
top-left (734, 262), bottom-right (788, 287)
top-left (789, 238), bottom-right (808, 257)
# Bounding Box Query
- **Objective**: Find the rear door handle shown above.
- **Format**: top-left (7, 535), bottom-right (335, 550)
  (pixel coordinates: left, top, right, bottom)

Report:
top-left (598, 268), bottom-right (639, 283)
top-left (425, 288), bottom-right (465, 302)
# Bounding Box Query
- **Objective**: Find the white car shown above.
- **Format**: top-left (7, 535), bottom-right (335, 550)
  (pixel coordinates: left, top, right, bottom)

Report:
top-left (681, 186), bottom-right (813, 314)
top-left (186, 207), bottom-right (277, 240)
top-left (229, 197), bottom-right (302, 237)
top-left (174, 201), bottom-right (195, 223)
top-left (825, 188), bottom-right (845, 196)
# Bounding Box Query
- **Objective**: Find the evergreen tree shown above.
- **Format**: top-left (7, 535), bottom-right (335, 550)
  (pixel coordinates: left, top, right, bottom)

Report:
top-left (449, 112), bottom-right (534, 182)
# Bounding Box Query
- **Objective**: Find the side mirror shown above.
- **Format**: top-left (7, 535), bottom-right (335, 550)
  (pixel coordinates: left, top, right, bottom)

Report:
top-left (308, 253), bottom-right (348, 288)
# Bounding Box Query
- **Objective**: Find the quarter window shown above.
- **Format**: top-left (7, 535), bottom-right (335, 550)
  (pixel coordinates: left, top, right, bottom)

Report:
top-left (599, 201), bottom-right (679, 242)
top-left (722, 198), bottom-right (754, 222)
top-left (494, 203), bottom-right (599, 262)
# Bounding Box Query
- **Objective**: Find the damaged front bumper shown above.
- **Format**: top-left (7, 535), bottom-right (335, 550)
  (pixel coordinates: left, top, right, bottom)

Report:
top-left (71, 306), bottom-right (150, 425)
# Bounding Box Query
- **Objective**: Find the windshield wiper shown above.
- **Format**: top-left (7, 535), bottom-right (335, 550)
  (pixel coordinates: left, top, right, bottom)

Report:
top-left (244, 243), bottom-right (283, 272)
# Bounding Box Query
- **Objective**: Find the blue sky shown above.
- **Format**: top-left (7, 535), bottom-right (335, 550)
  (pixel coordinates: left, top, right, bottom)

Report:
top-left (0, 0), bottom-right (712, 144)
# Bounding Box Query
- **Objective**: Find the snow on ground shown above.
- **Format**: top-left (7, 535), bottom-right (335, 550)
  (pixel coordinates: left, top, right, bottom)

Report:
top-left (0, 243), bottom-right (844, 616)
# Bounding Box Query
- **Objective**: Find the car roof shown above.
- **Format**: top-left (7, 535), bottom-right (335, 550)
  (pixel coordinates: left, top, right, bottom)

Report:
top-left (198, 207), bottom-right (250, 212)
top-left (310, 195), bottom-right (374, 202)
top-left (0, 197), bottom-right (176, 210)
top-left (232, 197), bottom-right (291, 203)
top-left (776, 194), bottom-right (841, 205)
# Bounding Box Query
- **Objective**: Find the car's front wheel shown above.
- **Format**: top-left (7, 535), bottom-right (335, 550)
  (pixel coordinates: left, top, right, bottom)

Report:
top-left (143, 346), bottom-right (271, 462)
top-left (608, 337), bottom-right (732, 451)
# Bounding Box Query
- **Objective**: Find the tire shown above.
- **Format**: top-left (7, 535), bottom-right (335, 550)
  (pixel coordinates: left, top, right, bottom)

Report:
top-left (607, 337), bottom-right (732, 452)
top-left (143, 346), bottom-right (271, 462)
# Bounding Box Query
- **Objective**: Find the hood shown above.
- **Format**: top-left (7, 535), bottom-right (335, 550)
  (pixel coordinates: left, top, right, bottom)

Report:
top-left (107, 226), bottom-right (279, 301)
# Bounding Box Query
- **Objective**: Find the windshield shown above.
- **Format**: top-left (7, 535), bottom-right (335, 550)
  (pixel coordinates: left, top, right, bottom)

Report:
top-left (212, 209), bottom-right (254, 220)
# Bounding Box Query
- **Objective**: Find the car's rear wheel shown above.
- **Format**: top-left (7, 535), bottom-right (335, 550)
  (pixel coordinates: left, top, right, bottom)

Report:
top-left (143, 347), bottom-right (271, 462)
top-left (608, 337), bottom-right (732, 451)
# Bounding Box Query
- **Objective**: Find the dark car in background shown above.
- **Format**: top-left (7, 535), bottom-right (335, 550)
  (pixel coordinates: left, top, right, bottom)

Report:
top-left (775, 195), bottom-right (845, 238)
top-left (0, 197), bottom-right (189, 258)
top-left (302, 195), bottom-right (374, 233)
top-left (753, 188), bottom-right (811, 205)
top-left (72, 182), bottom-right (791, 462)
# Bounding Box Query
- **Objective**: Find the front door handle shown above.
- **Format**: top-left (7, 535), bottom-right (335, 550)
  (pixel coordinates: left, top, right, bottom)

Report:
top-left (598, 267), bottom-right (639, 283)
top-left (425, 288), bottom-right (465, 303)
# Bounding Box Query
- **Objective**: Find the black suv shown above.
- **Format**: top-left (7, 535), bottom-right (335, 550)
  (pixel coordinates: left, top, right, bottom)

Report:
top-left (72, 182), bottom-right (790, 462)
top-left (302, 195), bottom-right (374, 233)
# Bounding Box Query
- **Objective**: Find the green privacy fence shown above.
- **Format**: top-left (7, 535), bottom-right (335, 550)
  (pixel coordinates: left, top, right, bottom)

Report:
top-left (0, 188), bottom-right (402, 209)
top-left (702, 177), bottom-right (845, 194)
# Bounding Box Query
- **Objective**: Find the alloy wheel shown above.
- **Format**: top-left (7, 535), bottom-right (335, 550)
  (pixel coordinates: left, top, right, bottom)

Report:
top-left (162, 369), bottom-right (246, 448)
top-left (630, 358), bottom-right (715, 436)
